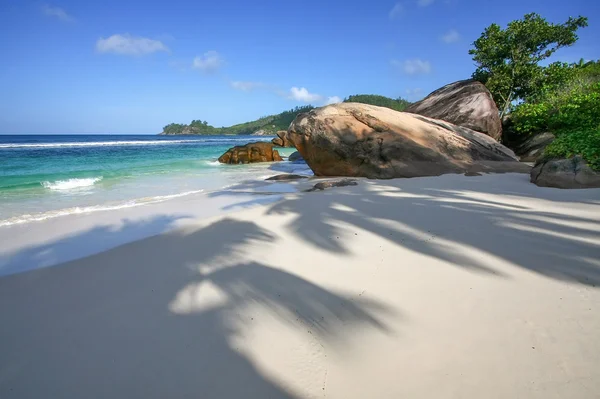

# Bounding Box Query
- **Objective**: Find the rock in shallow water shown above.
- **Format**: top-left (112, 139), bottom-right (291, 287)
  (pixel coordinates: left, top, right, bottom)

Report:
top-left (288, 102), bottom-right (521, 179)
top-left (531, 156), bottom-right (600, 189)
top-left (218, 142), bottom-right (283, 164)
top-left (405, 79), bottom-right (502, 141)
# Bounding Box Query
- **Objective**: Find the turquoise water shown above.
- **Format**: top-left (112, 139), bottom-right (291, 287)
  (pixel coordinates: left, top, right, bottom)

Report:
top-left (0, 135), bottom-right (303, 226)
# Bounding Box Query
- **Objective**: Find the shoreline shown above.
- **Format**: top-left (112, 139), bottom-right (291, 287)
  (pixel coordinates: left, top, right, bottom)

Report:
top-left (1, 173), bottom-right (599, 397)
top-left (0, 175), bottom-right (309, 277)
top-left (0, 134), bottom-right (300, 228)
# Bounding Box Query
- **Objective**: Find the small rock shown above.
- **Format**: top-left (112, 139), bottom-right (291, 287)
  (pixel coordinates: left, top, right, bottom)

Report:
top-left (305, 179), bottom-right (358, 192)
top-left (265, 174), bottom-right (308, 181)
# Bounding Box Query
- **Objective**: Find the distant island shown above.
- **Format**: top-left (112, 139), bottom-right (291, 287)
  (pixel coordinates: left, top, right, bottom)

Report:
top-left (159, 95), bottom-right (411, 135)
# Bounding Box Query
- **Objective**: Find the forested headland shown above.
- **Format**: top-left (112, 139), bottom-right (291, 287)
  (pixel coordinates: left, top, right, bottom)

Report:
top-left (160, 95), bottom-right (412, 135)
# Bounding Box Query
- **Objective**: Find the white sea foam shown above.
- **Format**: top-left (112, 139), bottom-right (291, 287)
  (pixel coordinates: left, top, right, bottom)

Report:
top-left (205, 160), bottom-right (222, 166)
top-left (0, 140), bottom-right (198, 149)
top-left (0, 137), bottom-right (273, 149)
top-left (0, 189), bottom-right (206, 227)
top-left (41, 177), bottom-right (103, 191)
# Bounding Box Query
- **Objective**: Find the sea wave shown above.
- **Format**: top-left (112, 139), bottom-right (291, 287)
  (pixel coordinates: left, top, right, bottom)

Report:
top-left (0, 137), bottom-right (273, 149)
top-left (42, 177), bottom-right (103, 190)
top-left (0, 189), bottom-right (205, 227)
top-left (197, 137), bottom-right (273, 143)
top-left (0, 140), bottom-right (200, 149)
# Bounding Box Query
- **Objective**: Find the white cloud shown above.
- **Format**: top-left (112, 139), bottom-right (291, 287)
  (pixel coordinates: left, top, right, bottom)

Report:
top-left (391, 59), bottom-right (432, 75)
top-left (325, 96), bottom-right (342, 105)
top-left (192, 51), bottom-right (225, 73)
top-left (231, 82), bottom-right (336, 105)
top-left (289, 87), bottom-right (323, 103)
top-left (389, 3), bottom-right (404, 19)
top-left (441, 29), bottom-right (460, 43)
top-left (42, 4), bottom-right (74, 22)
top-left (96, 34), bottom-right (169, 56)
top-left (230, 81), bottom-right (263, 91)
top-left (417, 0), bottom-right (434, 6)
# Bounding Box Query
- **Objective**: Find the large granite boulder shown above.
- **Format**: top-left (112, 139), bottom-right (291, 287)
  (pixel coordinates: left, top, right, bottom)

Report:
top-left (515, 132), bottom-right (555, 162)
top-left (288, 103), bottom-right (526, 179)
top-left (531, 156), bottom-right (600, 188)
top-left (271, 130), bottom-right (294, 147)
top-left (405, 80), bottom-right (502, 141)
top-left (218, 142), bottom-right (283, 164)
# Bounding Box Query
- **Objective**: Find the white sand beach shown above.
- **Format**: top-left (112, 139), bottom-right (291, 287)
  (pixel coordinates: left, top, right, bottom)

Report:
top-left (1, 173), bottom-right (600, 398)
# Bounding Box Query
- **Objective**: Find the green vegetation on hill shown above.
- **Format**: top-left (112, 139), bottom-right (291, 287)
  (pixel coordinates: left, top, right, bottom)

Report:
top-left (162, 94), bottom-right (413, 135)
top-left (161, 105), bottom-right (314, 135)
top-left (471, 13), bottom-right (598, 170)
top-left (226, 106), bottom-right (314, 135)
top-left (344, 94), bottom-right (411, 112)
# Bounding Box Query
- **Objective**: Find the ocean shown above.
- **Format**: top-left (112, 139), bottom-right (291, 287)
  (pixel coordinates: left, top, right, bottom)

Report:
top-left (0, 135), bottom-right (306, 227)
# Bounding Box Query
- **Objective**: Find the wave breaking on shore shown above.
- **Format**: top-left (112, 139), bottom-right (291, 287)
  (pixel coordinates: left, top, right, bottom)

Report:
top-left (41, 177), bottom-right (103, 191)
top-left (0, 137), bottom-right (273, 149)
top-left (0, 189), bottom-right (206, 227)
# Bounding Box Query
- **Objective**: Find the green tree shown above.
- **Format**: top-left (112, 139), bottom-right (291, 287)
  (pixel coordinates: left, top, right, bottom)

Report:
top-left (469, 13), bottom-right (588, 116)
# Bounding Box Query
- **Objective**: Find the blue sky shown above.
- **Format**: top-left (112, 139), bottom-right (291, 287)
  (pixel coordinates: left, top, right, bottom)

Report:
top-left (0, 0), bottom-right (597, 134)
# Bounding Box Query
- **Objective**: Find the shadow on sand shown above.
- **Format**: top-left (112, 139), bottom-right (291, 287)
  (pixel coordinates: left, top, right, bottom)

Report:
top-left (213, 173), bottom-right (600, 285)
top-left (1, 172), bottom-right (599, 398)
top-left (0, 214), bottom-right (192, 277)
top-left (0, 218), bottom-right (394, 398)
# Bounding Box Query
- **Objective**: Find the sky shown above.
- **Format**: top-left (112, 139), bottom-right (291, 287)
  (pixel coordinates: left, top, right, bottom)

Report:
top-left (0, 0), bottom-right (598, 134)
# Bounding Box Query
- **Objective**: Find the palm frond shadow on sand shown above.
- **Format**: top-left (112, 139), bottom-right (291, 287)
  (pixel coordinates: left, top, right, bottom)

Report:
top-left (0, 217), bottom-right (396, 399)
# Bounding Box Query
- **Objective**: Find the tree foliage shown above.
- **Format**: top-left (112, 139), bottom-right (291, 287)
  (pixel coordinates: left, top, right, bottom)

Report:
top-left (470, 13), bottom-right (588, 116)
top-left (511, 65), bottom-right (600, 135)
top-left (510, 61), bottom-right (600, 170)
top-left (344, 94), bottom-right (411, 112)
top-left (544, 128), bottom-right (600, 170)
